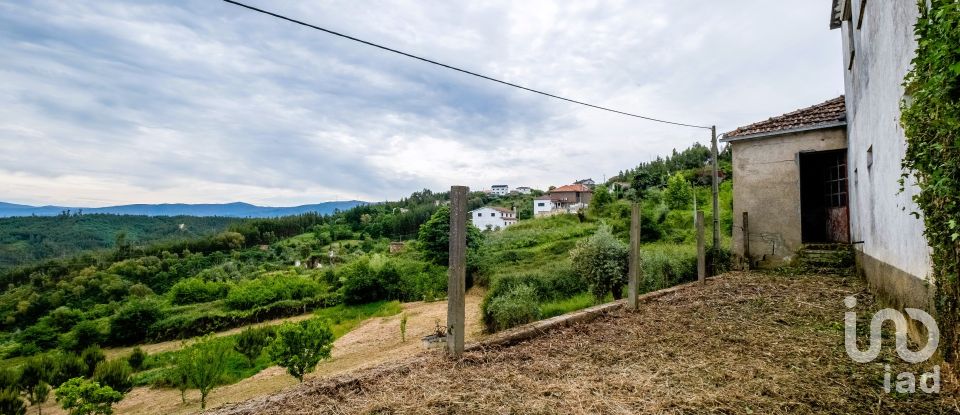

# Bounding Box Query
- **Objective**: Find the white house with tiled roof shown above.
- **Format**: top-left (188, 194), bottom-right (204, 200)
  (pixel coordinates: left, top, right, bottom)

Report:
top-left (534, 184), bottom-right (593, 216)
top-left (470, 206), bottom-right (517, 231)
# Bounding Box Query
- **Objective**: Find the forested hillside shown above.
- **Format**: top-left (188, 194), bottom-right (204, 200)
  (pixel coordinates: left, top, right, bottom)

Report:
top-left (0, 214), bottom-right (240, 271)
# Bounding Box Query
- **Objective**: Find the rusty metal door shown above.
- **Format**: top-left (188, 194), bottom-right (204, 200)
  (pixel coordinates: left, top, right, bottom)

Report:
top-left (824, 153), bottom-right (850, 243)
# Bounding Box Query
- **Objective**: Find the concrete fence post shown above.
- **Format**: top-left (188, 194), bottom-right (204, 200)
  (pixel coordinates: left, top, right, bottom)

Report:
top-left (742, 211), bottom-right (750, 270)
top-left (697, 210), bottom-right (706, 283)
top-left (628, 203), bottom-right (641, 309)
top-left (447, 185), bottom-right (467, 357)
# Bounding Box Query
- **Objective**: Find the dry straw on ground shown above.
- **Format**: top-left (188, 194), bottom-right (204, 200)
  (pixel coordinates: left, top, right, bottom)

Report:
top-left (212, 271), bottom-right (958, 414)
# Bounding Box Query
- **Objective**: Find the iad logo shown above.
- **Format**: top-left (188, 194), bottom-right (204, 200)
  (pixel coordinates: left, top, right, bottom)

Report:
top-left (844, 296), bottom-right (940, 393)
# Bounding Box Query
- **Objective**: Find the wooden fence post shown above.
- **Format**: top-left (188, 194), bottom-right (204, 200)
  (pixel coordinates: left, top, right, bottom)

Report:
top-left (742, 211), bottom-right (750, 270)
top-left (697, 210), bottom-right (706, 283)
top-left (447, 185), bottom-right (467, 357)
top-left (628, 203), bottom-right (641, 309)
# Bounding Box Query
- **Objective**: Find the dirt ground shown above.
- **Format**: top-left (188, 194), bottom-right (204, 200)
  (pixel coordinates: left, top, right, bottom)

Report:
top-left (38, 289), bottom-right (485, 415)
top-left (210, 271), bottom-right (960, 415)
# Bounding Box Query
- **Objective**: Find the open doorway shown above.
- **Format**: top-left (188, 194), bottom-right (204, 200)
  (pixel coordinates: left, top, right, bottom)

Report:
top-left (799, 150), bottom-right (850, 243)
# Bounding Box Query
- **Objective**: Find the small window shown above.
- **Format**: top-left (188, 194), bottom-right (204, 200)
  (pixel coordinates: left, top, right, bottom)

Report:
top-left (490, 213), bottom-right (495, 217)
top-left (867, 145), bottom-right (873, 170)
top-left (477, 212), bottom-right (482, 217)
top-left (537, 202), bottom-right (545, 207)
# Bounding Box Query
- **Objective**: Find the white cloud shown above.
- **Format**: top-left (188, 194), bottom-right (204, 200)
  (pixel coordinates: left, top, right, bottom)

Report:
top-left (0, 0), bottom-right (842, 206)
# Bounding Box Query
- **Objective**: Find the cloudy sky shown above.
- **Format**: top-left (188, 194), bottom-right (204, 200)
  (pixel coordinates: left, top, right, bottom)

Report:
top-left (0, 0), bottom-right (843, 207)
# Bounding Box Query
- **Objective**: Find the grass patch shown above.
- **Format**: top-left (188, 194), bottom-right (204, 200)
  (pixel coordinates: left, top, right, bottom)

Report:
top-left (540, 292), bottom-right (596, 319)
top-left (314, 300), bottom-right (403, 337)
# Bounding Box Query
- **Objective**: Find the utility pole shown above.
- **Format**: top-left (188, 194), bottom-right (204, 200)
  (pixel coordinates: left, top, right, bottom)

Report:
top-left (711, 125), bottom-right (720, 249)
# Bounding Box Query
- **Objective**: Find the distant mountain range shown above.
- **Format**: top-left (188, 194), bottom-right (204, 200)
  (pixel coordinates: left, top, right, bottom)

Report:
top-left (0, 201), bottom-right (367, 218)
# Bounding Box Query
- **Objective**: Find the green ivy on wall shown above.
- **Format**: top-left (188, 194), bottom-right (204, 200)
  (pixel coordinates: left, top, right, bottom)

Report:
top-left (900, 0), bottom-right (960, 369)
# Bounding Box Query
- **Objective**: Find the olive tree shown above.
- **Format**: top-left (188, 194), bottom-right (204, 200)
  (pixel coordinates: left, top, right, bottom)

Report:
top-left (570, 225), bottom-right (629, 301)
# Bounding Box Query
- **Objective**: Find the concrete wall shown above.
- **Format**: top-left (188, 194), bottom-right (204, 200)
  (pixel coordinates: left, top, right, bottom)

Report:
top-left (730, 127), bottom-right (847, 266)
top-left (840, 1), bottom-right (932, 308)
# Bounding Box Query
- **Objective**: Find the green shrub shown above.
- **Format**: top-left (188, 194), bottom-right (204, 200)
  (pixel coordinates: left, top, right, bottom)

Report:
top-left (48, 307), bottom-right (84, 332)
top-left (16, 322), bottom-right (59, 354)
top-left (234, 326), bottom-right (272, 367)
top-left (0, 389), bottom-right (25, 415)
top-left (168, 278), bottom-right (229, 305)
top-left (108, 300), bottom-right (164, 345)
top-left (54, 377), bottom-right (123, 415)
top-left (639, 244), bottom-right (698, 292)
top-left (224, 274), bottom-right (322, 310)
top-left (483, 283), bottom-right (541, 332)
top-left (80, 346), bottom-right (105, 378)
top-left (53, 352), bottom-right (87, 386)
top-left (485, 264), bottom-right (586, 305)
top-left (269, 318), bottom-right (334, 383)
top-left (570, 225), bottom-right (628, 301)
top-left (93, 359), bottom-right (133, 394)
top-left (127, 347), bottom-right (147, 371)
top-left (18, 353), bottom-right (56, 410)
top-left (63, 320), bottom-right (105, 352)
top-left (0, 368), bottom-right (19, 393)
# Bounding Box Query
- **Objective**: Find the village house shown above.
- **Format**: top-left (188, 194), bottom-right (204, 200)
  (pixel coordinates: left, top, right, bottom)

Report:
top-left (724, 1), bottom-right (932, 316)
top-left (830, 0), bottom-right (931, 312)
top-left (515, 186), bottom-right (532, 194)
top-left (533, 183), bottom-right (593, 216)
top-left (722, 96), bottom-right (848, 266)
top-left (490, 184), bottom-right (509, 196)
top-left (469, 206), bottom-right (517, 231)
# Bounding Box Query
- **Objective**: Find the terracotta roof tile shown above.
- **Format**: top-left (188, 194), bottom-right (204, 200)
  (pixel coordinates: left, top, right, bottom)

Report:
top-left (551, 184), bottom-right (593, 193)
top-left (724, 96), bottom-right (846, 140)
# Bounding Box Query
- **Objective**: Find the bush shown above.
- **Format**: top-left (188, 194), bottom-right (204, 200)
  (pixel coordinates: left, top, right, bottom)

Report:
top-left (485, 264), bottom-right (586, 305)
top-left (483, 283), bottom-right (541, 332)
top-left (224, 274), bottom-right (322, 310)
top-left (168, 278), bottom-right (229, 305)
top-left (234, 326), bottom-right (272, 367)
top-left (127, 347), bottom-right (147, 371)
top-left (17, 322), bottom-right (59, 354)
top-left (64, 320), bottom-right (105, 352)
top-left (0, 389), bottom-right (25, 415)
top-left (80, 346), bottom-right (105, 379)
top-left (0, 368), bottom-right (19, 393)
top-left (338, 256), bottom-right (400, 304)
top-left (639, 244), bottom-right (698, 292)
top-left (53, 352), bottom-right (87, 386)
top-left (109, 300), bottom-right (164, 345)
top-left (93, 359), bottom-right (133, 394)
top-left (54, 377), bottom-right (123, 415)
top-left (269, 318), bottom-right (334, 383)
top-left (569, 225), bottom-right (628, 301)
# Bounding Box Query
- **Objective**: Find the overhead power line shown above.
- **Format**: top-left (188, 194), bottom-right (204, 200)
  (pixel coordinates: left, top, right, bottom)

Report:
top-left (222, 0), bottom-right (713, 130)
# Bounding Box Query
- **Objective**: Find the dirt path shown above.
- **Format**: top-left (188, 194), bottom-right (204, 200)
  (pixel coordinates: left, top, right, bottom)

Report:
top-left (39, 290), bottom-right (485, 415)
top-left (209, 272), bottom-right (958, 415)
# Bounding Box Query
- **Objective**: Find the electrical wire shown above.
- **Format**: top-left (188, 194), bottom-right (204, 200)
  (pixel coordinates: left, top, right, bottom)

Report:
top-left (222, 0), bottom-right (713, 130)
